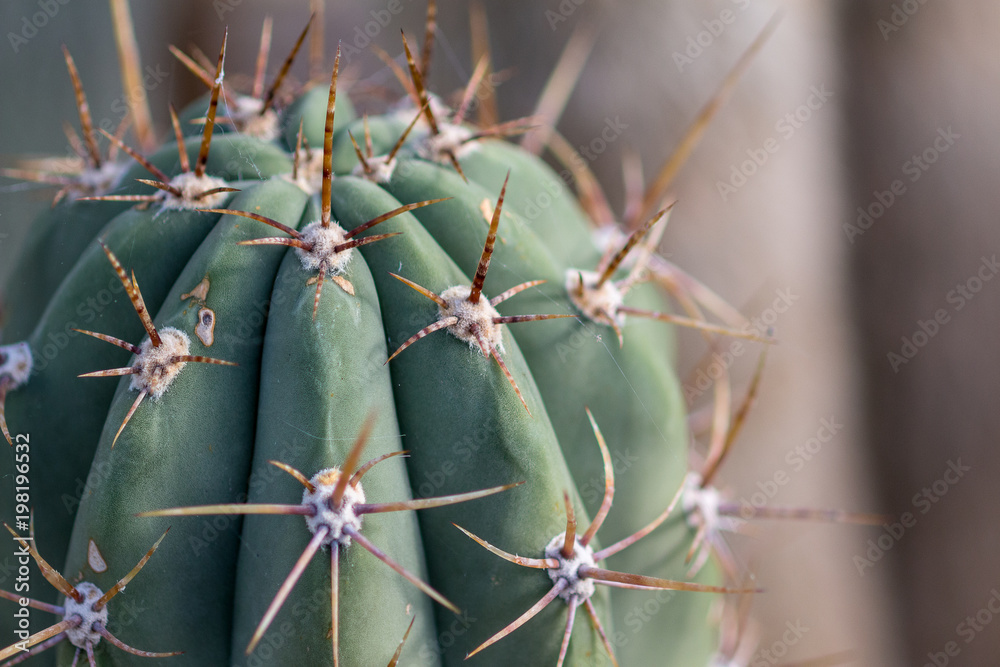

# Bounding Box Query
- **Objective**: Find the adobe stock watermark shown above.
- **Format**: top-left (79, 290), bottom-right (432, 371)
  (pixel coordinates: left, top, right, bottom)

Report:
top-left (671, 0), bottom-right (753, 72)
top-left (887, 254), bottom-right (997, 373)
top-left (716, 84), bottom-right (833, 201)
top-left (922, 588), bottom-right (1000, 667)
top-left (844, 126), bottom-right (959, 243)
top-left (683, 286), bottom-right (798, 402)
top-left (853, 458), bottom-right (969, 576)
top-left (750, 619), bottom-right (810, 666)
top-left (735, 416), bottom-right (844, 519)
top-left (545, 0), bottom-right (587, 31)
top-left (877, 0), bottom-right (930, 41)
top-left (7, 0), bottom-right (72, 54)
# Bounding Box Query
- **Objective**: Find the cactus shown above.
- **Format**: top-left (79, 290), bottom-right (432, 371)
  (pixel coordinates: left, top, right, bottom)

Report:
top-left (0, 3), bottom-right (887, 666)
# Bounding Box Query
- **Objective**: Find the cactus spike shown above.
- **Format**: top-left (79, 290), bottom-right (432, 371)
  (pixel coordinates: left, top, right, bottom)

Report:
top-left (343, 198), bottom-right (449, 241)
top-left (561, 491), bottom-right (576, 559)
top-left (330, 411), bottom-right (376, 507)
top-left (0, 379), bottom-right (11, 446)
top-left (491, 314), bottom-right (575, 325)
top-left (5, 523), bottom-right (82, 603)
top-left (452, 56), bottom-right (490, 127)
top-left (701, 349), bottom-right (765, 487)
top-left (718, 504), bottom-right (890, 525)
top-left (363, 114), bottom-right (374, 157)
top-left (168, 105), bottom-right (191, 173)
top-left (520, 18), bottom-right (598, 156)
top-left (269, 459), bottom-right (316, 492)
top-left (387, 616), bottom-right (416, 667)
top-left (194, 28), bottom-right (227, 179)
top-left (388, 273), bottom-right (448, 308)
top-left (488, 279), bottom-right (545, 307)
top-left (555, 603), bottom-right (577, 667)
top-left (371, 44), bottom-right (417, 103)
top-left (453, 525), bottom-right (558, 569)
top-left (170, 355), bottom-right (237, 367)
top-left (334, 232), bottom-right (403, 253)
top-left (545, 129), bottom-right (617, 227)
top-left (134, 178), bottom-right (185, 199)
top-left (596, 204), bottom-right (671, 288)
top-left (386, 317), bottom-right (457, 364)
top-left (344, 526), bottom-right (459, 614)
top-left (99, 129), bottom-right (171, 185)
top-left (111, 388), bottom-right (147, 448)
top-left (466, 583), bottom-right (566, 659)
top-left (201, 209), bottom-right (305, 240)
top-left (63, 120), bottom-right (88, 161)
top-left (77, 367), bottom-right (139, 379)
top-left (71, 330), bottom-right (140, 354)
top-left (94, 529), bottom-right (170, 610)
top-left (106, 114), bottom-right (132, 163)
top-left (311, 265), bottom-right (328, 320)
top-left (109, 0), bottom-right (154, 152)
top-left (593, 483), bottom-right (684, 562)
top-left (578, 565), bottom-right (762, 595)
top-left (247, 527), bottom-right (329, 655)
top-left (60, 46), bottom-right (100, 168)
top-left (469, 1), bottom-right (498, 127)
top-left (420, 0), bottom-right (437, 81)
top-left (584, 599), bottom-right (620, 667)
top-left (580, 408), bottom-right (614, 547)
top-left (348, 131), bottom-right (372, 175)
top-left (469, 172), bottom-right (508, 304)
top-left (629, 13), bottom-right (781, 229)
top-left (237, 237), bottom-right (310, 250)
top-left (330, 548), bottom-right (340, 667)
top-left (138, 504), bottom-right (314, 518)
top-left (94, 626), bottom-right (182, 658)
top-left (252, 16), bottom-right (273, 101)
top-left (0, 618), bottom-right (79, 661)
top-left (169, 44), bottom-right (215, 88)
top-left (490, 347), bottom-right (529, 414)
top-left (0, 590), bottom-right (61, 614)
top-left (261, 13), bottom-right (314, 115)
top-left (463, 118), bottom-right (541, 144)
top-left (616, 306), bottom-right (777, 343)
top-left (387, 102), bottom-right (430, 162)
top-left (400, 31), bottom-right (440, 135)
top-left (350, 451), bottom-right (408, 487)
top-left (357, 481), bottom-right (522, 515)
top-left (321, 45), bottom-right (342, 229)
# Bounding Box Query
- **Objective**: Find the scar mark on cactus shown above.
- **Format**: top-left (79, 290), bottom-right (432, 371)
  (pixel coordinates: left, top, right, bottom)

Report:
top-left (205, 49), bottom-right (448, 319)
top-left (681, 351), bottom-right (888, 579)
top-left (180, 276), bottom-right (211, 304)
top-left (387, 173), bottom-right (573, 414)
top-left (81, 31), bottom-right (238, 210)
top-left (74, 243), bottom-right (236, 447)
top-left (140, 414), bottom-right (520, 665)
top-left (196, 308), bottom-right (216, 347)
top-left (0, 524), bottom-right (180, 664)
top-left (0, 47), bottom-right (127, 204)
top-left (171, 16), bottom-right (313, 141)
top-left (458, 408), bottom-right (761, 666)
top-left (87, 539), bottom-right (108, 574)
top-left (0, 342), bottom-right (32, 446)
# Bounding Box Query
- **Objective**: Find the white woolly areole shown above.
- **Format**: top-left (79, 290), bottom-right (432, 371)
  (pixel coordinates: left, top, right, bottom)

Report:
top-left (129, 327), bottom-right (190, 399)
top-left (389, 93), bottom-right (453, 129)
top-left (438, 285), bottom-right (504, 355)
top-left (352, 155), bottom-right (398, 184)
top-left (77, 161), bottom-right (127, 198)
top-left (681, 472), bottom-right (741, 534)
top-left (417, 123), bottom-right (479, 164)
top-left (227, 95), bottom-right (280, 141)
top-left (0, 342), bottom-right (33, 389)
top-left (295, 220), bottom-right (353, 274)
top-left (565, 269), bottom-right (625, 329)
top-left (160, 171), bottom-right (229, 210)
top-left (63, 581), bottom-right (108, 650)
top-left (303, 468), bottom-right (366, 547)
top-left (544, 533), bottom-right (597, 605)
top-left (287, 148), bottom-right (325, 195)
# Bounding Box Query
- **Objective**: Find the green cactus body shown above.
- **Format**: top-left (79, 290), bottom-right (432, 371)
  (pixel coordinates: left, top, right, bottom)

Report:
top-left (0, 10), bottom-right (773, 667)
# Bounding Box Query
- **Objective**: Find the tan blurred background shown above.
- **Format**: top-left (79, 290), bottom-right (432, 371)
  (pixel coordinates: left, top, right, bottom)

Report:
top-left (3, 1), bottom-right (998, 665)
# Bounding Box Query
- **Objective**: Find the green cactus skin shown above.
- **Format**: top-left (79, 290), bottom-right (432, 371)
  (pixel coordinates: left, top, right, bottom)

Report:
top-left (0, 9), bottom-right (773, 666)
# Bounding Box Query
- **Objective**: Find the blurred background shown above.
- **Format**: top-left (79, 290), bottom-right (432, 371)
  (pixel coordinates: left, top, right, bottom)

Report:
top-left (2, 1), bottom-right (997, 665)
